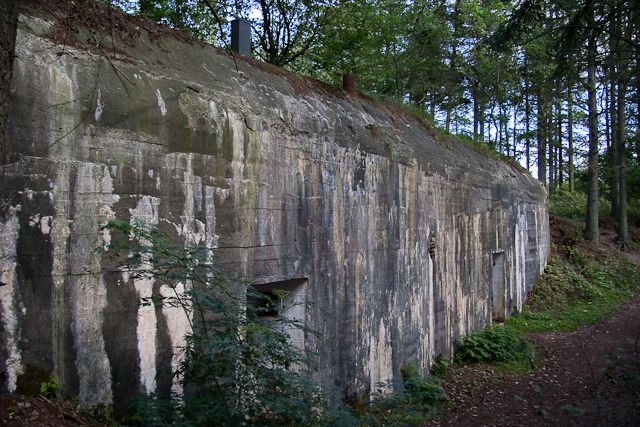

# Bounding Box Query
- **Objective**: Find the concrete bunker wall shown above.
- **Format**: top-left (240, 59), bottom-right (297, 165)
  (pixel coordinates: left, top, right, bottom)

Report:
top-left (0, 8), bottom-right (549, 405)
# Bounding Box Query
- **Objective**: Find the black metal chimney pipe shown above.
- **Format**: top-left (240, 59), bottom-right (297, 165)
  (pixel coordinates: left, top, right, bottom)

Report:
top-left (231, 19), bottom-right (251, 56)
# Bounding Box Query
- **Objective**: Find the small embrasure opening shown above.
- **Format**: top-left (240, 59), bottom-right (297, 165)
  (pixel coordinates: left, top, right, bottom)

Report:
top-left (248, 278), bottom-right (308, 349)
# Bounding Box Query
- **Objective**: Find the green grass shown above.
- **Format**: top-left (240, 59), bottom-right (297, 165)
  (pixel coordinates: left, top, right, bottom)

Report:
top-left (376, 207), bottom-right (640, 423)
top-left (507, 244), bottom-right (639, 333)
top-left (508, 298), bottom-right (629, 332)
top-left (452, 229), bottom-right (639, 377)
top-left (444, 197), bottom-right (640, 425)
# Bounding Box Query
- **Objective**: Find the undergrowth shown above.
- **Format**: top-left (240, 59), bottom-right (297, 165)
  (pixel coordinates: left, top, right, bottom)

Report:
top-left (97, 200), bottom-right (638, 424)
top-left (455, 327), bottom-right (535, 364)
top-left (454, 207), bottom-right (640, 374)
top-left (356, 364), bottom-right (446, 427)
top-left (101, 219), bottom-right (449, 427)
top-left (451, 244), bottom-right (638, 375)
top-left (101, 219), bottom-right (352, 427)
top-left (549, 189), bottom-right (611, 219)
top-left (538, 190), bottom-right (639, 334)
top-left (508, 247), bottom-right (640, 333)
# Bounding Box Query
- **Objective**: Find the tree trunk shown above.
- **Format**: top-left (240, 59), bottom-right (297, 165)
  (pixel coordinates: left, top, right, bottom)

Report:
top-left (525, 81), bottom-right (531, 171)
top-left (585, 35), bottom-right (599, 242)
top-left (556, 94), bottom-right (563, 188)
top-left (615, 6), bottom-right (630, 245)
top-left (429, 92), bottom-right (436, 119)
top-left (498, 105), bottom-right (504, 153)
top-left (537, 89), bottom-right (547, 186)
top-left (446, 0), bottom-right (460, 135)
top-left (604, 77), bottom-right (611, 149)
top-left (616, 81), bottom-right (627, 244)
top-left (610, 76), bottom-right (619, 219)
top-left (637, 73), bottom-right (640, 160)
top-left (567, 82), bottom-right (575, 192)
top-left (634, 0), bottom-right (640, 160)
top-left (513, 105), bottom-right (518, 158)
top-left (473, 90), bottom-right (480, 142)
top-left (429, 92), bottom-right (436, 120)
top-left (547, 105), bottom-right (554, 192)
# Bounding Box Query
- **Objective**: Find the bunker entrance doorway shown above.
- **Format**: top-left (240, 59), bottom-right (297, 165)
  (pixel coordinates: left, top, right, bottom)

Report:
top-left (491, 252), bottom-right (506, 322)
top-left (249, 278), bottom-right (308, 350)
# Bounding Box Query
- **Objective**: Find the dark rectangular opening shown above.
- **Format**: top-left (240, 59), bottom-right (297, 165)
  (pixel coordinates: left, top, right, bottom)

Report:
top-left (491, 252), bottom-right (506, 322)
top-left (248, 278), bottom-right (308, 349)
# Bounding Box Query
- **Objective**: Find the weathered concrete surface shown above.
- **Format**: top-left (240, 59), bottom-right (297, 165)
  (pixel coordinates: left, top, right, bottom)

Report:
top-left (0, 0), bottom-right (20, 165)
top-left (1, 4), bottom-right (549, 405)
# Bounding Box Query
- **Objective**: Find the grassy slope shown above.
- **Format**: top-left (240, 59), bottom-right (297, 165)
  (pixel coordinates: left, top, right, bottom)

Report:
top-left (508, 238), bottom-right (640, 333)
top-left (507, 189), bottom-right (640, 333)
top-left (454, 193), bottom-right (640, 375)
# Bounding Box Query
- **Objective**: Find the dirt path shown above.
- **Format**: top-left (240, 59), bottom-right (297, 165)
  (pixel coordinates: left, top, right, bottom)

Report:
top-left (431, 283), bottom-right (640, 426)
top-left (0, 394), bottom-right (103, 426)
